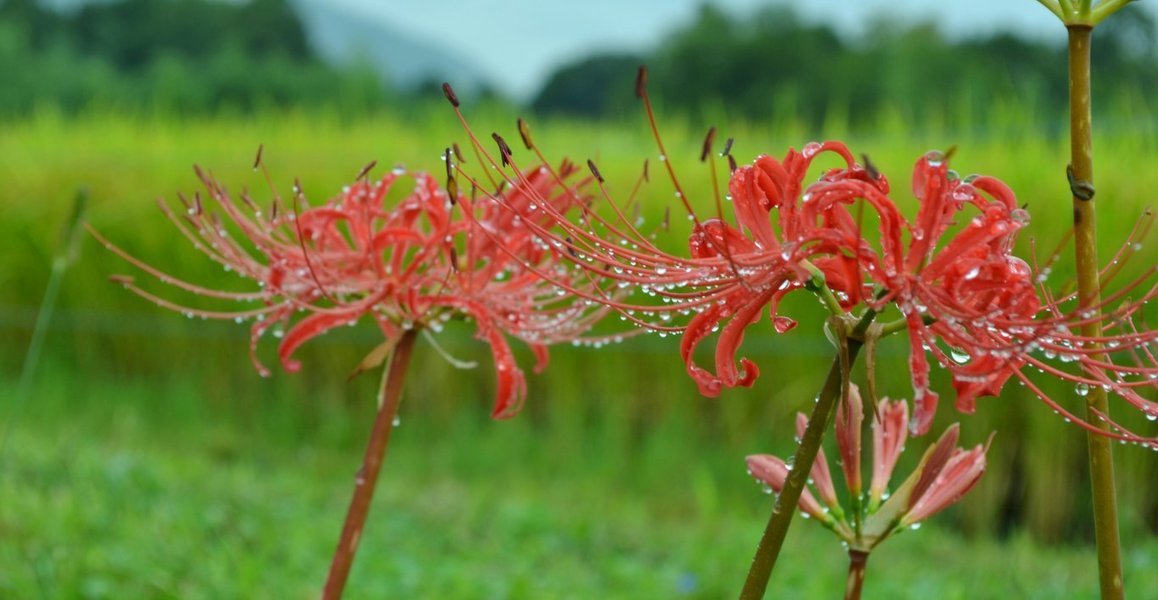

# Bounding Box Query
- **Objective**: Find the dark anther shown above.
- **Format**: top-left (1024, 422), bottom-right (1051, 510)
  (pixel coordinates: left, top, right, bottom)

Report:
top-left (452, 142), bottom-right (466, 163)
top-left (270, 200), bottom-right (280, 221)
top-left (635, 65), bottom-right (648, 98)
top-left (449, 246), bottom-right (459, 272)
top-left (662, 206), bottom-right (671, 231)
top-left (943, 145), bottom-right (958, 161)
top-left (728, 155), bottom-right (738, 174)
top-left (491, 132), bottom-right (512, 167)
top-left (517, 118), bottom-right (534, 150)
top-left (444, 147), bottom-right (454, 179)
top-left (700, 126), bottom-right (716, 162)
top-left (357, 160), bottom-right (378, 181)
top-left (565, 236), bottom-right (578, 258)
top-left (1021, 202), bottom-right (1029, 210)
top-left (109, 274), bottom-right (135, 286)
top-left (587, 159), bottom-right (604, 183)
top-left (253, 144), bottom-right (264, 169)
top-left (642, 159), bottom-right (650, 182)
top-left (722, 137), bottom-right (734, 157)
top-left (861, 154), bottom-right (881, 181)
top-left (1067, 164), bottom-right (1096, 201)
top-left (446, 177), bottom-right (459, 205)
top-left (442, 82), bottom-right (460, 107)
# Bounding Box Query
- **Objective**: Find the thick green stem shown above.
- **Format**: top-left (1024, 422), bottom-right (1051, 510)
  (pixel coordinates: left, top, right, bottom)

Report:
top-left (738, 311), bottom-right (875, 600)
top-left (1068, 25), bottom-right (1124, 600)
top-left (844, 550), bottom-right (869, 600)
top-left (322, 330), bottom-right (418, 599)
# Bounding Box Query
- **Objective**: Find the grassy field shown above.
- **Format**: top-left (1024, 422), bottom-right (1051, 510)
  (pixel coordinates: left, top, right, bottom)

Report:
top-left (2, 104), bottom-right (1158, 597)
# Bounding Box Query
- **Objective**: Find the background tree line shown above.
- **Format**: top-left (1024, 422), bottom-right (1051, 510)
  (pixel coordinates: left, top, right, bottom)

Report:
top-left (0, 0), bottom-right (389, 115)
top-left (534, 4), bottom-right (1158, 130)
top-left (2, 0), bottom-right (1156, 125)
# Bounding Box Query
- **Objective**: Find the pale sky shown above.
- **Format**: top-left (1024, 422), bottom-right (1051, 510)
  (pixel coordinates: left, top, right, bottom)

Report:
top-left (330, 0), bottom-right (1097, 99)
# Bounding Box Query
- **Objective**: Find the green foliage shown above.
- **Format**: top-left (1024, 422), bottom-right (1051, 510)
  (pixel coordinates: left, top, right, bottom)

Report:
top-left (4, 373), bottom-right (1157, 598)
top-left (0, 0), bottom-right (391, 116)
top-left (532, 4), bottom-right (1158, 130)
top-left (0, 103), bottom-right (1153, 597)
top-left (2, 108), bottom-right (1156, 551)
top-left (533, 54), bottom-right (642, 118)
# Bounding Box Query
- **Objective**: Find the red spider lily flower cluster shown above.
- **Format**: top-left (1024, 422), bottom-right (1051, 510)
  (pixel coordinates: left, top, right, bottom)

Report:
top-left (446, 85), bottom-right (884, 398)
top-left (443, 71), bottom-right (1158, 442)
top-left (845, 152), bottom-right (1158, 441)
top-left (90, 154), bottom-right (608, 418)
top-left (746, 384), bottom-right (990, 551)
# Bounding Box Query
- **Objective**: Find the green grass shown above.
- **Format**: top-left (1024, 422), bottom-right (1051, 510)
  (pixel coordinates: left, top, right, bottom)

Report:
top-left (2, 106), bottom-right (1157, 596)
top-left (5, 375), bottom-right (1157, 599)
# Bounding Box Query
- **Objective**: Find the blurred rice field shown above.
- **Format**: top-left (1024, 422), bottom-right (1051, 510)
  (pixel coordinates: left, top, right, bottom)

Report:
top-left (2, 103), bottom-right (1157, 597)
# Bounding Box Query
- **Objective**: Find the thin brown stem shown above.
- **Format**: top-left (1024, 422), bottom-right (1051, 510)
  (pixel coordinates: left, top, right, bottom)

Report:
top-left (844, 550), bottom-right (869, 600)
top-left (322, 330), bottom-right (419, 599)
top-left (1067, 25), bottom-right (1124, 600)
top-left (739, 311), bottom-right (876, 600)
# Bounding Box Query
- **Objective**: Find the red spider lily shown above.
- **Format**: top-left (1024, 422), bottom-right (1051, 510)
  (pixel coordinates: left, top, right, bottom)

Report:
top-left (746, 384), bottom-right (990, 552)
top-left (90, 156), bottom-right (607, 418)
top-left (445, 81), bottom-right (887, 397)
top-left (841, 152), bottom-right (1158, 441)
top-left (444, 72), bottom-right (1158, 442)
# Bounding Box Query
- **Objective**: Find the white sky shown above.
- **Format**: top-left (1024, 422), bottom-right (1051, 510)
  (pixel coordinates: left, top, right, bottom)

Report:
top-left (332, 0), bottom-right (1087, 99)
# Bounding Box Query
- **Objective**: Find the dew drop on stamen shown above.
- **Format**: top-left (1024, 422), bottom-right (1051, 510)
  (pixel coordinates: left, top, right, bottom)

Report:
top-left (1076, 383), bottom-right (1090, 397)
top-left (949, 348), bottom-right (971, 365)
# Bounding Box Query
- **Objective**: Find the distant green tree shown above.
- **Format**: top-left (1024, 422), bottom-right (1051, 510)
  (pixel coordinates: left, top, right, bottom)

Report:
top-left (532, 3), bottom-right (1158, 129)
top-left (532, 54), bottom-right (641, 118)
top-left (0, 0), bottom-right (392, 116)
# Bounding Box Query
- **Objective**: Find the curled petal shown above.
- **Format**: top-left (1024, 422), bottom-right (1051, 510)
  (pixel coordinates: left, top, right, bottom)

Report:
top-left (480, 322), bottom-right (528, 419)
top-left (905, 314), bottom-right (939, 435)
top-left (278, 310), bottom-right (361, 372)
top-left (713, 289), bottom-right (775, 389)
top-left (680, 305), bottom-right (728, 397)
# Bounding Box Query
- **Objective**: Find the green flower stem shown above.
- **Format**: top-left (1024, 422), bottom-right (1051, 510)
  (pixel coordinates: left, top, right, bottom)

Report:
top-left (801, 260), bottom-right (846, 316)
top-left (1067, 25), bottom-right (1124, 600)
top-left (323, 330), bottom-right (418, 599)
top-left (3, 188), bottom-right (88, 461)
top-left (844, 550), bottom-right (870, 600)
top-left (738, 309), bottom-right (877, 600)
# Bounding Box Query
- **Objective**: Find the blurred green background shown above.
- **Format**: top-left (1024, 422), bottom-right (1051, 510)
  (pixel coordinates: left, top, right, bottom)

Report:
top-left (2, 1), bottom-right (1157, 598)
